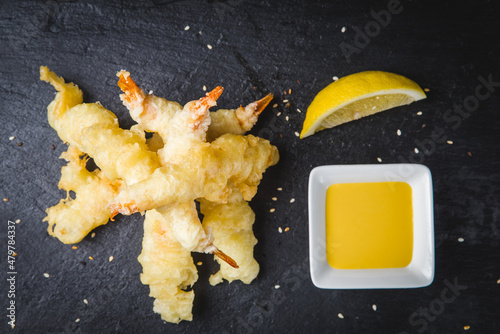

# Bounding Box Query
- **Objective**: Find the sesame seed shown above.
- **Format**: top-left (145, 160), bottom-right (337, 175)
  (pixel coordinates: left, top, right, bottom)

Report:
top-left (91, 232), bottom-right (95, 238)
top-left (274, 285), bottom-right (280, 289)
top-left (397, 129), bottom-right (401, 136)
top-left (3, 198), bottom-right (8, 202)
top-left (458, 237), bottom-right (464, 242)
top-left (13, 253), bottom-right (17, 256)
top-left (277, 112), bottom-right (281, 116)
top-left (285, 116), bottom-right (289, 121)
top-left (424, 88), bottom-right (430, 92)
top-left (289, 89), bottom-right (292, 94)
top-left (44, 273), bottom-right (50, 278)
top-left (197, 261), bottom-right (202, 266)
top-left (15, 219), bottom-right (20, 224)
top-left (75, 318), bottom-right (80, 323)
top-left (72, 246), bottom-right (78, 250)
top-left (109, 256), bottom-right (114, 262)
top-left (278, 227), bottom-right (283, 233)
top-left (338, 313), bottom-right (344, 319)
top-left (272, 197), bottom-right (277, 201)
top-left (467, 152), bottom-right (472, 157)
top-left (198, 30), bottom-right (202, 35)
top-left (414, 148), bottom-right (419, 154)
top-left (285, 102), bottom-right (291, 108)
top-left (464, 326), bottom-right (470, 330)
top-left (284, 227), bottom-right (290, 232)
top-left (297, 108), bottom-right (302, 113)
top-left (283, 99), bottom-right (288, 103)
top-left (372, 304), bottom-right (377, 311)
top-left (51, 144), bottom-right (55, 150)
top-left (207, 44), bottom-right (213, 50)
top-left (148, 90), bottom-right (154, 95)
top-left (341, 27), bottom-right (346, 33)
top-left (417, 111), bottom-right (423, 115)
top-left (17, 142), bottom-right (22, 146)
top-left (277, 187), bottom-right (282, 191)
top-left (294, 132), bottom-right (300, 137)
top-left (184, 25), bottom-right (190, 31)
top-left (89, 256), bottom-right (94, 260)
top-left (497, 279), bottom-right (500, 284)
top-left (422, 123), bottom-right (426, 128)
top-left (332, 76), bottom-right (339, 81)
top-left (270, 208), bottom-right (275, 213)
top-left (83, 299), bottom-right (88, 304)
top-left (377, 157), bottom-right (382, 162)
top-left (447, 140), bottom-right (453, 144)
top-left (290, 198), bottom-right (295, 203)
top-left (273, 103), bottom-right (278, 108)
top-left (203, 85), bottom-right (207, 91)
top-left (9, 136), bottom-right (15, 140)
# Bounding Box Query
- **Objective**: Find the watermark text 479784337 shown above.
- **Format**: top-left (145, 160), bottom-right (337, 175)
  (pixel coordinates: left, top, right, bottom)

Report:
top-left (6, 220), bottom-right (17, 329)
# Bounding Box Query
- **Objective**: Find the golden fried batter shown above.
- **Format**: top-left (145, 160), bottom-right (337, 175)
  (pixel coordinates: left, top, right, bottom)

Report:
top-left (109, 134), bottom-right (279, 216)
top-left (40, 66), bottom-right (161, 185)
top-left (44, 146), bottom-right (124, 244)
top-left (138, 209), bottom-right (198, 323)
top-left (200, 199), bottom-right (259, 285)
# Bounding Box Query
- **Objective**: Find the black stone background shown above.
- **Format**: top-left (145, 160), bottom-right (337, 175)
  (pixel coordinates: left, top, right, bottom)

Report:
top-left (1, 0), bottom-right (499, 333)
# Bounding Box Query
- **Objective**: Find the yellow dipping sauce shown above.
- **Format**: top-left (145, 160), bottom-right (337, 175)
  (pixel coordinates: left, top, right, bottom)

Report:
top-left (325, 181), bottom-right (413, 269)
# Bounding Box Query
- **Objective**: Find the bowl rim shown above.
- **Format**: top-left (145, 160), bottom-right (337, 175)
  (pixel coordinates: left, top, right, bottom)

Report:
top-left (308, 163), bottom-right (435, 289)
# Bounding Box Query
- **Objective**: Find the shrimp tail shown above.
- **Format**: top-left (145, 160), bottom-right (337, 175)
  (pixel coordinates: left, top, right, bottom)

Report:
top-left (252, 93), bottom-right (274, 116)
top-left (213, 248), bottom-right (239, 269)
top-left (117, 70), bottom-right (146, 106)
top-left (236, 93), bottom-right (274, 131)
top-left (188, 86), bottom-right (224, 131)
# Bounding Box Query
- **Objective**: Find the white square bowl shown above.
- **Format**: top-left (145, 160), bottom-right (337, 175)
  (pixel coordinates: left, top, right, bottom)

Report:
top-left (308, 164), bottom-right (434, 289)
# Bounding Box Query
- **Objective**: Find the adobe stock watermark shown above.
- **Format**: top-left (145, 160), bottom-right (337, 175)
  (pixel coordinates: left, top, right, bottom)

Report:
top-left (382, 72), bottom-right (499, 183)
top-left (213, 257), bottom-right (309, 334)
top-left (399, 277), bottom-right (467, 333)
top-left (339, 0), bottom-right (406, 63)
top-left (6, 220), bottom-right (18, 329)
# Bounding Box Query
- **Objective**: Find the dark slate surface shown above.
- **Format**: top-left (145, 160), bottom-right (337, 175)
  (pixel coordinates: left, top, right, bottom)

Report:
top-left (1, 0), bottom-right (499, 333)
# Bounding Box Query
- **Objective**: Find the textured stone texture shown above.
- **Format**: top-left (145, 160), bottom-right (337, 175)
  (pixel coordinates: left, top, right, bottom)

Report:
top-left (1, 0), bottom-right (499, 333)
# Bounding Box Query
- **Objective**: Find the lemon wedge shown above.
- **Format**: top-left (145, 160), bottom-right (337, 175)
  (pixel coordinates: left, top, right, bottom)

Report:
top-left (300, 71), bottom-right (426, 138)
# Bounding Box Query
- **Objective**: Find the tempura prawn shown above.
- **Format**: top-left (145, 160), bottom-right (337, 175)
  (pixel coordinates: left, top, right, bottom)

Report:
top-left (44, 146), bottom-right (124, 244)
top-left (117, 71), bottom-right (273, 143)
top-left (138, 209), bottom-right (198, 323)
top-left (119, 73), bottom-right (238, 266)
top-left (109, 133), bottom-right (279, 215)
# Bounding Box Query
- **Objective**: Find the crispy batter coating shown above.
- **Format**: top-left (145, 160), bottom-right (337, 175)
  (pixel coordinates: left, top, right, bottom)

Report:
top-left (117, 71), bottom-right (273, 143)
top-left (109, 134), bottom-right (279, 216)
top-left (40, 66), bottom-right (161, 185)
top-left (44, 146), bottom-right (124, 244)
top-left (200, 199), bottom-right (259, 285)
top-left (138, 209), bottom-right (198, 323)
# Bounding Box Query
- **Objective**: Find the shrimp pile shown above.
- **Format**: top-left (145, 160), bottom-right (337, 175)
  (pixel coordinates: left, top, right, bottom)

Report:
top-left (40, 66), bottom-right (278, 323)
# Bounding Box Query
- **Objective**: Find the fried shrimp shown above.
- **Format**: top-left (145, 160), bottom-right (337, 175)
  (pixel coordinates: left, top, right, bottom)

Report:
top-left (41, 67), bottom-right (279, 324)
top-left (119, 73), bottom-right (244, 266)
top-left (199, 199), bottom-right (259, 285)
top-left (109, 134), bottom-right (279, 216)
top-left (44, 146), bottom-right (124, 244)
top-left (117, 71), bottom-right (273, 143)
top-left (206, 93), bottom-right (274, 141)
top-left (40, 66), bottom-right (161, 185)
top-left (138, 209), bottom-right (198, 323)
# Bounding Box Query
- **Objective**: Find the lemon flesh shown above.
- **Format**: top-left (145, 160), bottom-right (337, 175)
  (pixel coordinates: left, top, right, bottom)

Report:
top-left (300, 71), bottom-right (426, 138)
